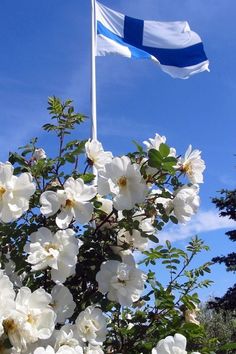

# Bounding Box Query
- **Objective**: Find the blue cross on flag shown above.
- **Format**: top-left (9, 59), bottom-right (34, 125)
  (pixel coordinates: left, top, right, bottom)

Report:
top-left (96, 1), bottom-right (209, 79)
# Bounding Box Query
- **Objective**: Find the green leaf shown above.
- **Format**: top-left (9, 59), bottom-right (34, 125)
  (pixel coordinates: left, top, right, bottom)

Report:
top-left (170, 215), bottom-right (178, 224)
top-left (132, 140), bottom-right (144, 153)
top-left (163, 156), bottom-right (177, 163)
top-left (21, 148), bottom-right (33, 157)
top-left (162, 162), bottom-right (176, 173)
top-left (79, 173), bottom-right (95, 183)
top-left (148, 149), bottom-right (162, 168)
top-left (161, 214), bottom-right (169, 223)
top-left (159, 143), bottom-right (170, 157)
top-left (148, 234), bottom-right (159, 243)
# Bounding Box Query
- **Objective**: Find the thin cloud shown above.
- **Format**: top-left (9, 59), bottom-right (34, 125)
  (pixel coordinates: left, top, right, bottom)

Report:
top-left (158, 209), bottom-right (236, 242)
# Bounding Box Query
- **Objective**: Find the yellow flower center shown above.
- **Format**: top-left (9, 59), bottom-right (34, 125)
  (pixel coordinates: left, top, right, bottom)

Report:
top-left (27, 314), bottom-right (36, 325)
top-left (44, 243), bottom-right (59, 253)
top-left (117, 176), bottom-right (127, 188)
top-left (182, 162), bottom-right (193, 176)
top-left (84, 325), bottom-right (90, 332)
top-left (65, 199), bottom-right (75, 208)
top-left (3, 319), bottom-right (18, 334)
top-left (0, 186), bottom-right (6, 198)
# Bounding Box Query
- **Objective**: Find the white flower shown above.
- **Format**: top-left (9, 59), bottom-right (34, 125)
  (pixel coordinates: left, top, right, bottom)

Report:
top-left (51, 285), bottom-right (76, 324)
top-left (0, 269), bottom-right (16, 337)
top-left (75, 306), bottom-right (107, 346)
top-left (96, 195), bottom-right (113, 215)
top-left (53, 324), bottom-right (83, 353)
top-left (184, 304), bottom-right (200, 326)
top-left (34, 346), bottom-right (83, 354)
top-left (4, 287), bottom-right (56, 351)
top-left (4, 258), bottom-right (25, 288)
top-left (151, 189), bottom-right (173, 216)
top-left (15, 339), bottom-right (52, 354)
top-left (96, 260), bottom-right (147, 306)
top-left (173, 185), bottom-right (200, 223)
top-left (184, 309), bottom-right (200, 325)
top-left (178, 145), bottom-right (205, 184)
top-left (133, 210), bottom-right (155, 235)
top-left (110, 247), bottom-right (136, 267)
top-left (34, 346), bottom-right (56, 354)
top-left (85, 139), bottom-right (113, 170)
top-left (40, 177), bottom-right (97, 229)
top-left (0, 162), bottom-right (36, 223)
top-left (152, 333), bottom-right (187, 354)
top-left (143, 134), bottom-right (176, 156)
top-left (155, 197), bottom-right (173, 215)
top-left (57, 346), bottom-right (82, 354)
top-left (117, 229), bottom-right (148, 252)
top-left (3, 310), bottom-right (27, 351)
top-left (16, 287), bottom-right (56, 338)
top-left (127, 323), bottom-right (134, 330)
top-left (98, 156), bottom-right (148, 210)
top-left (25, 227), bottom-right (80, 283)
top-left (84, 344), bottom-right (104, 354)
top-left (33, 149), bottom-right (47, 161)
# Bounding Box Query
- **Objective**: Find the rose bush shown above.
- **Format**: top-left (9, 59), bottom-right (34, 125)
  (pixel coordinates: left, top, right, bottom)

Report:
top-left (0, 97), bottom-right (222, 354)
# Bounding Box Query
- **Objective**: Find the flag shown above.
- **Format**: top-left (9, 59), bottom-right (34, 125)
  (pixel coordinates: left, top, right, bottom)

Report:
top-left (95, 1), bottom-right (209, 79)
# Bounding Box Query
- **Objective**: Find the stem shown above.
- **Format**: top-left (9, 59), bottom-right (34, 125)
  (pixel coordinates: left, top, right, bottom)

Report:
top-left (34, 175), bottom-right (42, 191)
top-left (83, 163), bottom-right (90, 175)
top-left (74, 155), bottom-right (79, 171)
top-left (166, 252), bottom-right (195, 292)
top-left (55, 127), bottom-right (65, 175)
top-left (92, 210), bottom-right (115, 235)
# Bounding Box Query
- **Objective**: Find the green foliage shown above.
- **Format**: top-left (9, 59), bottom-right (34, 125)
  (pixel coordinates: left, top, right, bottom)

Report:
top-left (148, 146), bottom-right (177, 175)
top-left (210, 188), bottom-right (236, 311)
top-left (199, 306), bottom-right (236, 353)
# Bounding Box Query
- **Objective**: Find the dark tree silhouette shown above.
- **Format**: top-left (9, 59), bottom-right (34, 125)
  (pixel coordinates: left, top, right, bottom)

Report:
top-left (209, 189), bottom-right (236, 310)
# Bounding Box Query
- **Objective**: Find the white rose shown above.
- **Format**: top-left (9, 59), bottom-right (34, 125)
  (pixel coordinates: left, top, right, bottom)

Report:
top-left (33, 148), bottom-right (47, 161)
top-left (178, 145), bottom-right (205, 184)
top-left (75, 306), bottom-right (107, 346)
top-left (173, 185), bottom-right (200, 223)
top-left (152, 333), bottom-right (187, 354)
top-left (143, 133), bottom-right (176, 156)
top-left (96, 260), bottom-right (147, 306)
top-left (98, 156), bottom-right (148, 210)
top-left (85, 139), bottom-right (113, 170)
top-left (25, 227), bottom-right (80, 284)
top-left (40, 177), bottom-right (97, 229)
top-left (0, 162), bottom-right (35, 223)
top-left (51, 285), bottom-right (76, 324)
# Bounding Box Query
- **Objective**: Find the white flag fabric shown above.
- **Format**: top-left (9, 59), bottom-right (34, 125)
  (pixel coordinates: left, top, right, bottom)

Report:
top-left (96, 1), bottom-right (209, 79)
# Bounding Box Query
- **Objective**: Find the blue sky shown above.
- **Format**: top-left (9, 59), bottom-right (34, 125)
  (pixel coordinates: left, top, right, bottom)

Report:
top-left (0, 0), bottom-right (235, 300)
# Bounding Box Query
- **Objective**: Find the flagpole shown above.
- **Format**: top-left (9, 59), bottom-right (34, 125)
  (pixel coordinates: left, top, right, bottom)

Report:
top-left (90, 0), bottom-right (98, 184)
top-left (91, 0), bottom-right (97, 141)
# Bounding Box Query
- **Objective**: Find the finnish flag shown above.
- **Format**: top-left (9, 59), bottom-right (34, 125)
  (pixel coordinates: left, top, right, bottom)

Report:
top-left (96, 1), bottom-right (209, 79)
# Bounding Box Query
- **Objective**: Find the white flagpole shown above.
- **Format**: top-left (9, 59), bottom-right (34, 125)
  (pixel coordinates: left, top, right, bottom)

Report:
top-left (90, 0), bottom-right (98, 184)
top-left (91, 0), bottom-right (97, 141)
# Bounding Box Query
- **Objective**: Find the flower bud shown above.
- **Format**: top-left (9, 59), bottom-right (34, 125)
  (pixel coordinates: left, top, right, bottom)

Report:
top-left (33, 148), bottom-right (47, 161)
